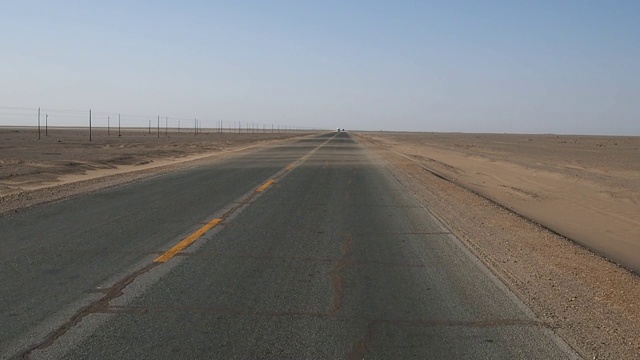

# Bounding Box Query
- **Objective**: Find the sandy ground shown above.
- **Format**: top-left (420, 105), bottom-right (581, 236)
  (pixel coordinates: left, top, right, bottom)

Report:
top-left (0, 127), bottom-right (312, 214)
top-left (357, 132), bottom-right (640, 359)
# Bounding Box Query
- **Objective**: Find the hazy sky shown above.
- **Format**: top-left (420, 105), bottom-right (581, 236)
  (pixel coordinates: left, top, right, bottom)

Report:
top-left (2, 1), bottom-right (639, 134)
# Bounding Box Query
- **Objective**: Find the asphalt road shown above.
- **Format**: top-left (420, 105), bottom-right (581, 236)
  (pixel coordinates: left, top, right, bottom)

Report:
top-left (1, 132), bottom-right (578, 359)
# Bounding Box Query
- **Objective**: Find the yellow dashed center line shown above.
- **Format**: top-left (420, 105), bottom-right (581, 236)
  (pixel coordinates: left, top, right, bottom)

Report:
top-left (256, 179), bottom-right (276, 192)
top-left (154, 218), bottom-right (222, 263)
top-left (154, 133), bottom-right (340, 264)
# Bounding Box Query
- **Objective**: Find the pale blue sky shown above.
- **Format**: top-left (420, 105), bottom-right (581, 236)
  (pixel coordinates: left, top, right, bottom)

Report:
top-left (1, 1), bottom-right (639, 134)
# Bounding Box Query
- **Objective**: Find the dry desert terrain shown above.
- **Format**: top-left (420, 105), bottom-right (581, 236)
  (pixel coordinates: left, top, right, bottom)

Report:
top-left (1, 128), bottom-right (639, 358)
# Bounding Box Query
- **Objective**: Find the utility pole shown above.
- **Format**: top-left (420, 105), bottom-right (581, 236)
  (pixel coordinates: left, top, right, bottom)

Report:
top-left (165, 116), bottom-right (168, 137)
top-left (37, 107), bottom-right (41, 140)
top-left (194, 118), bottom-right (197, 136)
top-left (45, 113), bottom-right (48, 136)
top-left (118, 114), bottom-right (121, 137)
top-left (108, 116), bottom-right (110, 135)
top-left (148, 119), bottom-right (151, 134)
top-left (89, 109), bottom-right (92, 142)
top-left (157, 115), bottom-right (160, 138)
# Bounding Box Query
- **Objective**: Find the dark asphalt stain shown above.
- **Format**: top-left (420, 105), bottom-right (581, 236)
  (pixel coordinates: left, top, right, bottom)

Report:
top-left (328, 232), bottom-right (354, 316)
top-left (19, 263), bottom-right (159, 359)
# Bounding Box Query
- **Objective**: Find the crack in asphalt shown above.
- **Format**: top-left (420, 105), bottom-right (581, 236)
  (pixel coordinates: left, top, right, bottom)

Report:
top-left (19, 263), bottom-right (158, 359)
top-left (328, 233), bottom-right (354, 316)
top-left (96, 304), bottom-right (545, 330)
top-left (171, 253), bottom-right (427, 268)
top-left (348, 320), bottom-right (376, 360)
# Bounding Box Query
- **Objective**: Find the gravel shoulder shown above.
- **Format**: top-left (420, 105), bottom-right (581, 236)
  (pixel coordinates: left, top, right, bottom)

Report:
top-left (356, 133), bottom-right (640, 360)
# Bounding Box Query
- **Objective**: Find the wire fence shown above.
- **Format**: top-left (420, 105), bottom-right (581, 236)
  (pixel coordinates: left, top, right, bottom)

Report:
top-left (0, 106), bottom-right (322, 141)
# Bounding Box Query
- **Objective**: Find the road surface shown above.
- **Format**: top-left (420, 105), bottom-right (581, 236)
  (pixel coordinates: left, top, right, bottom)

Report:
top-left (0, 132), bottom-right (578, 359)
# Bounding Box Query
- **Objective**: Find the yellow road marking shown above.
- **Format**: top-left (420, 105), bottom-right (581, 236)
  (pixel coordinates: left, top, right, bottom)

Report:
top-left (155, 133), bottom-right (338, 264)
top-left (154, 218), bottom-right (222, 263)
top-left (256, 179), bottom-right (276, 192)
